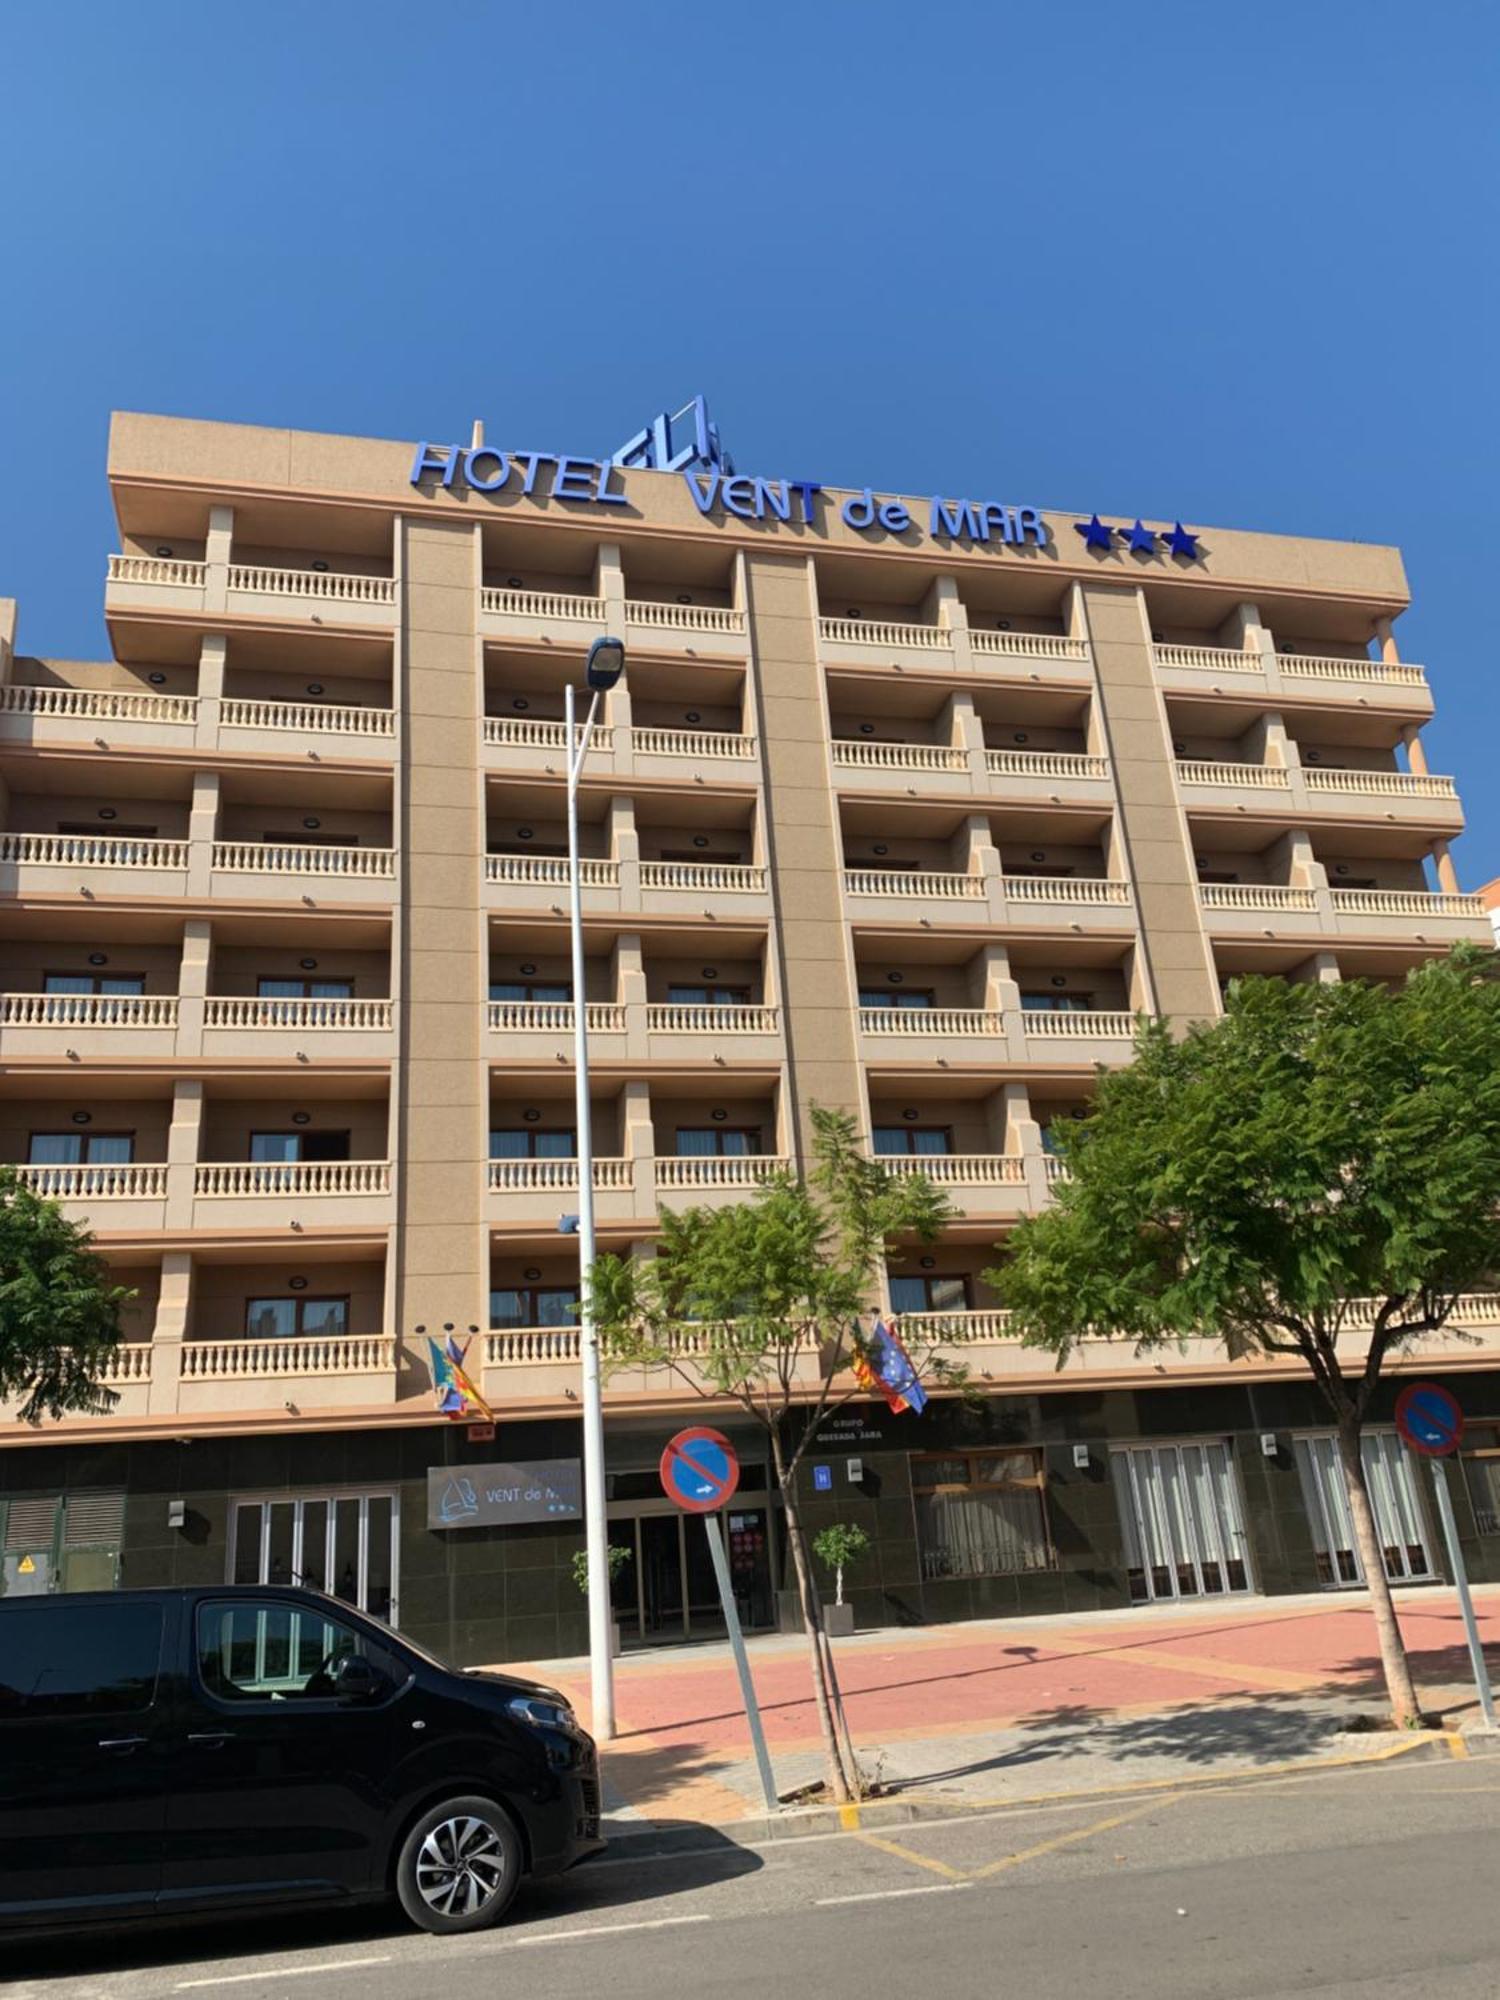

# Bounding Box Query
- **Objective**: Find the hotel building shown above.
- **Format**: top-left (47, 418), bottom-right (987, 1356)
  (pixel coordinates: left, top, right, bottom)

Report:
top-left (2, 409), bottom-right (1498, 1653)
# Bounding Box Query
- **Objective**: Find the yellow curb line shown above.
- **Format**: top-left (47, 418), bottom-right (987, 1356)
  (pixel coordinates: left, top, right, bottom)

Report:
top-left (1446, 1731), bottom-right (1471, 1759)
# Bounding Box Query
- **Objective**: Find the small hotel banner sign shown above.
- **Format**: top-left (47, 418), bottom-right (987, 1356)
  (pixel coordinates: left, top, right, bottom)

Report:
top-left (427, 1458), bottom-right (582, 1530)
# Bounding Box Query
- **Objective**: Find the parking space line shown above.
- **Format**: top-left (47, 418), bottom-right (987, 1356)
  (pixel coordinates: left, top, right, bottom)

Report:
top-left (852, 1830), bottom-right (970, 1881)
top-left (969, 1790), bottom-right (1187, 1879)
top-left (176, 1956), bottom-right (392, 1989)
top-left (818, 1883), bottom-right (974, 1906)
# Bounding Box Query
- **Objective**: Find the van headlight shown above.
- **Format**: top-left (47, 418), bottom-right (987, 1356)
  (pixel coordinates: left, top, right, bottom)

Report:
top-left (506, 1695), bottom-right (577, 1732)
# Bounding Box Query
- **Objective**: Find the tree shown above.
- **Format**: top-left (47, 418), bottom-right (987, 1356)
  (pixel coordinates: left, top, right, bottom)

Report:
top-left (0, 1167), bottom-right (135, 1423)
top-left (989, 946), bottom-right (1500, 1726)
top-left (591, 1106), bottom-right (959, 1800)
top-left (813, 1522), bottom-right (871, 1609)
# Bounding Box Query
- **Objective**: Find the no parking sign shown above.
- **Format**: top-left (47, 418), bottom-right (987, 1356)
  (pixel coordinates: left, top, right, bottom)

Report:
top-left (659, 1427), bottom-right (740, 1511)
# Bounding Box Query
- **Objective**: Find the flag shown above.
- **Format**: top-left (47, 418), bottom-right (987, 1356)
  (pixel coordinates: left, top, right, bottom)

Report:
top-left (428, 1334), bottom-right (495, 1423)
top-left (852, 1319), bottom-right (928, 1415)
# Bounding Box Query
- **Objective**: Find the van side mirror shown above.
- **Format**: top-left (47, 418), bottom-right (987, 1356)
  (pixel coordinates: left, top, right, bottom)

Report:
top-left (330, 1654), bottom-right (386, 1702)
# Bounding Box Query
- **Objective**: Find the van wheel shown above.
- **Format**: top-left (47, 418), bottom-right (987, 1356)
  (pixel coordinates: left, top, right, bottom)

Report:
top-left (396, 1795), bottom-right (523, 1934)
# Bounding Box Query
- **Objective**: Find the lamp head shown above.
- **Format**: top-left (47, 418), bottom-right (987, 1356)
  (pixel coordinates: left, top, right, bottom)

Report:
top-left (585, 636), bottom-right (626, 691)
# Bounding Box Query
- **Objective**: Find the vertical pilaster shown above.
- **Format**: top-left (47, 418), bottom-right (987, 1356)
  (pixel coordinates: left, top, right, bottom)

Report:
top-left (164, 1079), bottom-right (203, 1230)
top-left (176, 918), bottom-right (211, 1060)
top-left (194, 635), bottom-right (226, 750)
top-left (1432, 839), bottom-right (1461, 896)
top-left (185, 771), bottom-right (219, 898)
top-left (147, 1251), bottom-right (193, 1415)
top-left (204, 506), bottom-right (234, 616)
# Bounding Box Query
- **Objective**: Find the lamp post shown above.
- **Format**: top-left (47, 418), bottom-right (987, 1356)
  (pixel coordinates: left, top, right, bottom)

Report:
top-left (566, 635), bottom-right (625, 1743)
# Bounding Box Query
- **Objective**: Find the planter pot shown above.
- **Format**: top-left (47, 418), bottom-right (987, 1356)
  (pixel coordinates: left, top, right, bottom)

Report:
top-left (822, 1601), bottom-right (855, 1638)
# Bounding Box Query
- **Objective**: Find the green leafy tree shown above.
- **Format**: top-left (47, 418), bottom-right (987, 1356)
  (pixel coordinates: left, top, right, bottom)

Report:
top-left (0, 1167), bottom-right (134, 1423)
top-left (591, 1106), bottom-right (959, 1800)
top-left (570, 1543), bottom-right (632, 1595)
top-left (989, 947), bottom-right (1500, 1727)
top-left (813, 1522), bottom-right (871, 1608)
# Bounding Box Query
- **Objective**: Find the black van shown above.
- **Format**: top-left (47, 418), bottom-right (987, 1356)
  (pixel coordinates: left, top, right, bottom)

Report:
top-left (0, 1584), bottom-right (603, 1936)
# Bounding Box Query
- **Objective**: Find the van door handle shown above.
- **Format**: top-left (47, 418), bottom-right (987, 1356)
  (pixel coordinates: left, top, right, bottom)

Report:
top-left (98, 1736), bottom-right (148, 1753)
top-left (187, 1732), bottom-right (235, 1748)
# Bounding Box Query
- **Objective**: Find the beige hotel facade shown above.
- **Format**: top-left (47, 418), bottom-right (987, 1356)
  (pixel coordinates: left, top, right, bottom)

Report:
top-left (2, 408), bottom-right (1499, 1656)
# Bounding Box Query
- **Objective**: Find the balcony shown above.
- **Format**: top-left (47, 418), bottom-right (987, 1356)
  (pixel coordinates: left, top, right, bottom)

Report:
top-left (1021, 1009), bottom-right (1137, 1061)
top-left (0, 682), bottom-right (197, 748)
top-left (0, 831), bottom-right (189, 897)
top-left (484, 853), bottom-right (769, 916)
top-left (485, 1151), bottom-right (791, 1225)
top-left (969, 629), bottom-right (1090, 668)
top-left (880, 1151), bottom-right (1034, 1218)
top-left (479, 586), bottom-right (606, 647)
top-left (481, 717), bottom-right (757, 783)
top-left (1177, 760), bottom-right (1291, 801)
top-left (0, 991), bottom-right (179, 1059)
top-left (480, 1320), bottom-right (823, 1405)
top-left (13, 1162), bottom-right (169, 1231)
top-left (833, 740), bottom-right (968, 781)
top-left (1152, 642), bottom-right (1431, 710)
top-left (984, 748), bottom-right (1112, 805)
top-left (176, 1335), bottom-right (397, 1414)
top-left (1329, 887), bottom-right (1488, 935)
top-left (219, 697), bottom-right (396, 750)
top-left (200, 995), bottom-right (395, 1058)
top-left (106, 555), bottom-right (397, 630)
top-left (210, 840), bottom-right (396, 904)
top-left (819, 616), bottom-right (1090, 679)
top-left (624, 599), bottom-right (748, 651)
top-left (192, 1159), bottom-right (394, 1229)
top-left (843, 867), bottom-right (1132, 929)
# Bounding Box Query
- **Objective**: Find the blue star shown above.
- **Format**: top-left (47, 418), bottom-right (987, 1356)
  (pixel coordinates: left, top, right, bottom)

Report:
top-left (1165, 521), bottom-right (1200, 560)
top-left (1073, 514), bottom-right (1114, 552)
top-left (1123, 519), bottom-right (1156, 554)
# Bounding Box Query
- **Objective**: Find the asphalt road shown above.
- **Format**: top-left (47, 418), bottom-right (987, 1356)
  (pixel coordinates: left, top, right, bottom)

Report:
top-left (10, 1753), bottom-right (1500, 2000)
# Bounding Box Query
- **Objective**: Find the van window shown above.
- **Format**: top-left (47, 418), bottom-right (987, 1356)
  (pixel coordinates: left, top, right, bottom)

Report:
top-left (197, 1600), bottom-right (402, 1702)
top-left (0, 1602), bottom-right (162, 1717)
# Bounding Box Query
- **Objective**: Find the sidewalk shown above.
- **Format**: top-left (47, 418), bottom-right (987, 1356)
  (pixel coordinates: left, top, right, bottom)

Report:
top-left (503, 1585), bottom-right (1500, 1832)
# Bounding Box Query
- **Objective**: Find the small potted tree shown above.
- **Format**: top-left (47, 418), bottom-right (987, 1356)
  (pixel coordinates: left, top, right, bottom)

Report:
top-left (570, 1544), bottom-right (633, 1657)
top-left (812, 1523), bottom-right (870, 1638)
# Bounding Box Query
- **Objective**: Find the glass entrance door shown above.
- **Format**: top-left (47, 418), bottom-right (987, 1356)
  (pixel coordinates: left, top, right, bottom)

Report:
top-left (1110, 1441), bottom-right (1255, 1603)
top-left (609, 1506), bottom-right (775, 1646)
top-left (1293, 1432), bottom-right (1435, 1588)
top-left (229, 1490), bottom-right (399, 1625)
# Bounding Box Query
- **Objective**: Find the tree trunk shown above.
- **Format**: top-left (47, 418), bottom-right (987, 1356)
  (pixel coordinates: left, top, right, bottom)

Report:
top-left (771, 1430), bottom-right (860, 1800)
top-left (1335, 1416), bottom-right (1422, 1727)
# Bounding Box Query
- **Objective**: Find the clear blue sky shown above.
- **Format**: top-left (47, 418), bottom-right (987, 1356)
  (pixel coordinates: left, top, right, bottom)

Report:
top-left (5, 3), bottom-right (1497, 868)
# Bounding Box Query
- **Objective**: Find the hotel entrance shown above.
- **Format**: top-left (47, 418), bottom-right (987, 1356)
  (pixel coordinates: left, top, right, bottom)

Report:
top-left (607, 1502), bottom-right (776, 1645)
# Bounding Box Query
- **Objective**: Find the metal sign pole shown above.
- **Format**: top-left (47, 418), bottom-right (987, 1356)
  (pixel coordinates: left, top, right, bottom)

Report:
top-left (1430, 1457), bottom-right (1498, 1731)
top-left (702, 1513), bottom-right (779, 1812)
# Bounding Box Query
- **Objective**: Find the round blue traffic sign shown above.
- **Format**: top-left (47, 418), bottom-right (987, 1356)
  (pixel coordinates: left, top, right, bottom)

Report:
top-left (660, 1427), bottom-right (740, 1512)
top-left (1395, 1382), bottom-right (1464, 1458)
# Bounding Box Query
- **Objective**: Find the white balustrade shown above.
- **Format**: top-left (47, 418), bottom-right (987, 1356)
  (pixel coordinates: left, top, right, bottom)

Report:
top-left (654, 1155), bottom-right (788, 1189)
top-left (640, 860), bottom-right (766, 893)
top-left (986, 749), bottom-right (1110, 780)
top-left (220, 698), bottom-right (395, 737)
top-left (485, 1000), bottom-right (626, 1033)
top-left (488, 1157), bottom-right (632, 1191)
top-left (0, 684), bottom-right (196, 725)
top-left (485, 855), bottom-right (620, 887)
top-left (1151, 643), bottom-right (1263, 674)
top-left (1043, 1157), bottom-right (1073, 1182)
top-left (625, 600), bottom-right (746, 636)
top-left (1281, 653), bottom-right (1427, 687)
top-left (969, 630), bottom-right (1091, 662)
top-left (202, 997), bottom-right (393, 1031)
top-left (100, 1345), bottom-right (153, 1384)
top-left (211, 841), bottom-right (396, 878)
top-left (0, 992), bottom-right (178, 1029)
top-left (1331, 889), bottom-right (1486, 920)
top-left (858, 1007), bottom-right (1003, 1037)
top-left (193, 1161), bottom-right (391, 1198)
top-left (228, 564), bottom-right (396, 605)
top-left (487, 1327), bottom-right (583, 1366)
top-left (1176, 760), bottom-right (1290, 789)
top-left (844, 869), bottom-right (986, 900)
top-left (483, 717), bottom-right (611, 751)
top-left (646, 1003), bottom-right (779, 1034)
top-left (832, 739), bottom-right (967, 772)
top-left (181, 1335), bottom-right (395, 1380)
top-left (1023, 1010), bottom-right (1137, 1039)
top-left (0, 832), bottom-right (189, 870)
top-left (818, 616), bottom-right (951, 651)
top-left (631, 727), bottom-right (755, 759)
top-left (481, 587), bottom-right (606, 622)
top-left (1305, 768), bottom-right (1457, 800)
top-left (1199, 884), bottom-right (1319, 912)
top-left (107, 553), bottom-right (206, 589)
top-left (892, 1308), bottom-right (1019, 1344)
top-left (880, 1154), bottom-right (1027, 1185)
top-left (1004, 876), bottom-right (1131, 905)
top-left (15, 1163), bottom-right (168, 1199)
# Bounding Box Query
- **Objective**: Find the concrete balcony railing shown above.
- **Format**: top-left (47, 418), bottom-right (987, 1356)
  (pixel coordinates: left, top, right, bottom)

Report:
top-left (631, 726), bottom-right (755, 761)
top-left (486, 1000), bottom-right (626, 1036)
top-left (1330, 888), bottom-right (1486, 922)
top-left (194, 1160), bottom-right (391, 1199)
top-left (179, 1335), bottom-right (396, 1384)
top-left (482, 1320), bottom-right (822, 1403)
top-left (14, 1162), bottom-right (169, 1202)
top-left (1199, 883), bottom-right (1319, 915)
top-left (201, 996), bottom-right (394, 1032)
top-left (625, 600), bottom-right (747, 640)
top-left (655, 1155), bottom-right (789, 1191)
top-left (0, 684), bottom-right (196, 727)
top-left (488, 1157), bottom-right (633, 1193)
top-left (820, 615), bottom-right (951, 653)
top-left (483, 999), bottom-right (781, 1060)
top-left (481, 719), bottom-right (756, 781)
top-left (0, 992), bottom-right (179, 1031)
top-left (480, 586), bottom-right (605, 625)
top-left (1023, 1010), bottom-right (1137, 1042)
top-left (1004, 876), bottom-right (1131, 907)
top-left (880, 1153), bottom-right (1026, 1186)
top-left (220, 698), bottom-right (396, 740)
top-left (1152, 641), bottom-right (1430, 699)
top-left (1281, 652), bottom-right (1427, 688)
top-left (833, 740), bottom-right (968, 775)
top-left (985, 749), bottom-right (1110, 783)
top-left (1200, 882), bottom-right (1489, 939)
top-left (211, 841), bottom-right (396, 880)
top-left (486, 854), bottom-right (620, 890)
top-left (1152, 643), bottom-right (1264, 677)
top-left (644, 1003), bottom-right (779, 1035)
top-left (0, 831), bottom-right (189, 872)
top-left (106, 554), bottom-right (207, 591)
top-left (106, 556), bottom-right (397, 628)
top-left (484, 717), bottom-right (609, 753)
top-left (1304, 768), bottom-right (1458, 802)
top-left (969, 630), bottom-right (1090, 665)
top-left (1176, 760), bottom-right (1290, 791)
top-left (639, 860), bottom-right (766, 894)
top-left (845, 868), bottom-right (986, 902)
top-left (859, 1005), bottom-right (1003, 1039)
top-left (226, 564), bottom-right (396, 607)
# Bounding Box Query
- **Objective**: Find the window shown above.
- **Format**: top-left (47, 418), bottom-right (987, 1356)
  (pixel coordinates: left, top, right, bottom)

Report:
top-left (658, 848), bottom-right (745, 865)
top-left (489, 980), bottom-right (571, 1003)
top-left (28, 1132), bottom-right (135, 1165)
top-left (248, 1130), bottom-right (352, 1163)
top-left (244, 1296), bottom-right (350, 1340)
top-left (195, 1599), bottom-right (402, 1703)
top-left (889, 1274), bottom-right (971, 1316)
top-left (487, 838), bottom-right (567, 856)
top-left (844, 857), bottom-right (924, 872)
top-left (675, 1127), bottom-right (761, 1157)
top-left (256, 976), bottom-right (355, 1000)
top-left (1195, 870), bottom-right (1242, 885)
top-left (1463, 1426), bottom-right (1500, 1535)
top-left (230, 1491), bottom-right (396, 1619)
top-left (489, 1128), bottom-right (576, 1159)
top-left (911, 1450), bottom-right (1053, 1581)
top-left (0, 1601), bottom-right (162, 1717)
top-left (261, 830), bottom-right (359, 847)
top-left (666, 986), bottom-right (752, 1007)
top-left (1020, 993), bottom-right (1092, 1013)
top-left (57, 821), bottom-right (159, 840)
top-left (44, 972), bottom-right (146, 996)
top-left (491, 1286), bottom-right (578, 1328)
top-left (1005, 863), bottom-right (1072, 879)
top-left (858, 989), bottom-right (934, 1010)
top-left (871, 1127), bottom-right (952, 1156)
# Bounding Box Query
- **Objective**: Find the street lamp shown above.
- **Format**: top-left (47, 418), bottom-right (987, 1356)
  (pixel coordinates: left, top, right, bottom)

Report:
top-left (567, 635), bottom-right (625, 1742)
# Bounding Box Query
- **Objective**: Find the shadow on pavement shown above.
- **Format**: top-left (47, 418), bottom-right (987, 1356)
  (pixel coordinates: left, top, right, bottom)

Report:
top-left (2, 1826), bottom-right (760, 1984)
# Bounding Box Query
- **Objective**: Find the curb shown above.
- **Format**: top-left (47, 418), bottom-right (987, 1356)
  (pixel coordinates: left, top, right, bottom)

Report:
top-left (600, 1730), bottom-right (1470, 1855)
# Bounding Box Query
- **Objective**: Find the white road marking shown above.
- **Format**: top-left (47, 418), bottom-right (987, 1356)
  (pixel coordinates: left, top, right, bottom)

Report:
top-left (817, 1883), bottom-right (974, 1906)
top-left (176, 1955), bottom-right (391, 1989)
top-left (495, 1913), bottom-right (714, 1947)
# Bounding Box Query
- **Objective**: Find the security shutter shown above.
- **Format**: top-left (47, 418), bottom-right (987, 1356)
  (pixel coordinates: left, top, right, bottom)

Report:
top-left (62, 1493), bottom-right (127, 1548)
top-left (3, 1496), bottom-right (60, 1550)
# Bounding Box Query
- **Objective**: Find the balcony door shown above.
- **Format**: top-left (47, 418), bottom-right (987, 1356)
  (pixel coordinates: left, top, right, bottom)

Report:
top-left (248, 1130), bottom-right (352, 1163)
top-left (675, 1128), bottom-right (761, 1157)
top-left (229, 1490), bottom-right (398, 1626)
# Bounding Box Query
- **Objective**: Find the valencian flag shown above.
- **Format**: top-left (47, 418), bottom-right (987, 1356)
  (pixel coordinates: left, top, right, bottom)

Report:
top-left (428, 1334), bottom-right (495, 1423)
top-left (852, 1319), bottom-right (928, 1415)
